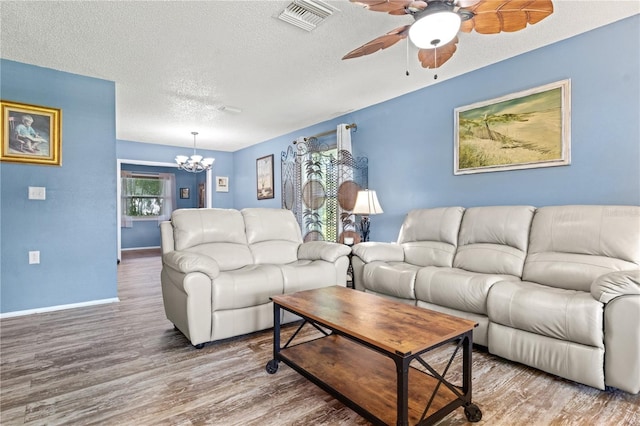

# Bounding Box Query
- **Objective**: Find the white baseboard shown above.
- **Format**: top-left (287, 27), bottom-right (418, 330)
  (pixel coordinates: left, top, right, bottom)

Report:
top-left (121, 246), bottom-right (160, 251)
top-left (0, 297), bottom-right (120, 319)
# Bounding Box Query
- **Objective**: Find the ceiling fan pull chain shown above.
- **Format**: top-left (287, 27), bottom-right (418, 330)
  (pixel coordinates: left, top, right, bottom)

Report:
top-left (405, 37), bottom-right (410, 76)
top-left (432, 40), bottom-right (439, 80)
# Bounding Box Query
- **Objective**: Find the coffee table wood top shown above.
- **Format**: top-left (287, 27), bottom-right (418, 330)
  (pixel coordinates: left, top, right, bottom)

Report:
top-left (271, 286), bottom-right (477, 356)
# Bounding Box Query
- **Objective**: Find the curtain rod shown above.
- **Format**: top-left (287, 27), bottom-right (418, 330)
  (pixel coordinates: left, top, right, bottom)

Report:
top-left (293, 123), bottom-right (357, 144)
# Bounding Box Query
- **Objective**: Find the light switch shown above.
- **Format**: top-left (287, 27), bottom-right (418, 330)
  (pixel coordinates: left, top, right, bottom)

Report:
top-left (28, 186), bottom-right (46, 200)
top-left (29, 251), bottom-right (40, 264)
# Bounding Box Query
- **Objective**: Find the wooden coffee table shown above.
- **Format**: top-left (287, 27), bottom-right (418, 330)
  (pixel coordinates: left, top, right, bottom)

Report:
top-left (266, 286), bottom-right (482, 425)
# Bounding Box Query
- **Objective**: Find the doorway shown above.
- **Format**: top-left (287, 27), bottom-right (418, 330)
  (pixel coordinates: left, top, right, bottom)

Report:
top-left (116, 159), bottom-right (212, 262)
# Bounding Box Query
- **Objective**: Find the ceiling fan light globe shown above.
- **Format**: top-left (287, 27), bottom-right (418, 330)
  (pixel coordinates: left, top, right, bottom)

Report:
top-left (190, 154), bottom-right (203, 163)
top-left (409, 11), bottom-right (461, 49)
top-left (175, 155), bottom-right (189, 164)
top-left (202, 158), bottom-right (215, 166)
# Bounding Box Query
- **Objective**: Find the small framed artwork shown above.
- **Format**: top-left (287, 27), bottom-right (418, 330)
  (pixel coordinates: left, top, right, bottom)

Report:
top-left (1, 100), bottom-right (62, 166)
top-left (180, 188), bottom-right (190, 199)
top-left (216, 176), bottom-right (229, 192)
top-left (454, 79), bottom-right (571, 175)
top-left (256, 154), bottom-right (274, 200)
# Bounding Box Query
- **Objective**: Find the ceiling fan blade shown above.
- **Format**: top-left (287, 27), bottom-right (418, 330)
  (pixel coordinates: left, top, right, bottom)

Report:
top-left (342, 25), bottom-right (411, 60)
top-left (350, 0), bottom-right (425, 15)
top-left (417, 37), bottom-right (459, 69)
top-left (460, 0), bottom-right (554, 34)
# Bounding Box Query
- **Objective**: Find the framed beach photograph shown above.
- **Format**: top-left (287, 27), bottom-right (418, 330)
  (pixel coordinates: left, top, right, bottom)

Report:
top-left (454, 79), bottom-right (571, 175)
top-left (256, 154), bottom-right (274, 200)
top-left (216, 176), bottom-right (229, 192)
top-left (1, 100), bottom-right (62, 166)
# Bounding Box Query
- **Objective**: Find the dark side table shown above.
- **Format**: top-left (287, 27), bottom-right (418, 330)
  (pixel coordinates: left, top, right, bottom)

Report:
top-left (345, 243), bottom-right (354, 288)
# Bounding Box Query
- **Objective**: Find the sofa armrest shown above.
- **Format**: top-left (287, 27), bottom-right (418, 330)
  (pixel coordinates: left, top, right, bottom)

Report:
top-left (298, 241), bottom-right (351, 263)
top-left (163, 251), bottom-right (220, 279)
top-left (591, 269), bottom-right (640, 303)
top-left (352, 242), bottom-right (404, 263)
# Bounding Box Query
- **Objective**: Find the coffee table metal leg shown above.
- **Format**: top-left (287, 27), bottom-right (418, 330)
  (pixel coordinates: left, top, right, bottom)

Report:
top-left (396, 357), bottom-right (410, 425)
top-left (266, 303), bottom-right (281, 374)
top-left (462, 331), bottom-right (482, 422)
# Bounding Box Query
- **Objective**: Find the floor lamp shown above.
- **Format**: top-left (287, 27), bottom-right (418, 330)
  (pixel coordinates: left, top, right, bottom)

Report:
top-left (352, 189), bottom-right (383, 242)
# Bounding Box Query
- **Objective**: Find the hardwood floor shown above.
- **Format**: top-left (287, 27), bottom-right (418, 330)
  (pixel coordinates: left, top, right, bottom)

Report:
top-left (1, 250), bottom-right (638, 425)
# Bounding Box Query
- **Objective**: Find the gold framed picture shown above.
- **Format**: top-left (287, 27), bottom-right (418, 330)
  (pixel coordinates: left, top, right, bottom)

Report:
top-left (454, 79), bottom-right (571, 175)
top-left (1, 100), bottom-right (62, 166)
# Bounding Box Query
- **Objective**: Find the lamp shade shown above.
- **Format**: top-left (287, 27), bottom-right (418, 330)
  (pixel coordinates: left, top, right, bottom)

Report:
top-left (352, 189), bottom-right (383, 215)
top-left (408, 11), bottom-right (461, 49)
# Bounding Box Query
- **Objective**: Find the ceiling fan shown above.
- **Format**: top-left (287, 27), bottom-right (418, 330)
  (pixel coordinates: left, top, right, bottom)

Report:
top-left (343, 0), bottom-right (554, 71)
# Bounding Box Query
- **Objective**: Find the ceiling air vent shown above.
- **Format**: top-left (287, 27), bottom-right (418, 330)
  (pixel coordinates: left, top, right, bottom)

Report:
top-left (277, 0), bottom-right (337, 32)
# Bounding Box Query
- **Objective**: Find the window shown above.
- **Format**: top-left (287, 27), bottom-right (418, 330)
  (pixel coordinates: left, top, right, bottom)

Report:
top-left (121, 172), bottom-right (175, 224)
top-left (123, 175), bottom-right (163, 216)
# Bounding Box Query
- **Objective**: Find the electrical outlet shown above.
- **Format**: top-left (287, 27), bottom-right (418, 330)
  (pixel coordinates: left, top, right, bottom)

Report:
top-left (29, 251), bottom-right (40, 264)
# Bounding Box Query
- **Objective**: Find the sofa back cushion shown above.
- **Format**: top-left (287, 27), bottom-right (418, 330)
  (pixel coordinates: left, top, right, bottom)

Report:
top-left (171, 208), bottom-right (253, 271)
top-left (523, 205), bottom-right (640, 291)
top-left (398, 207), bottom-right (464, 267)
top-left (454, 206), bottom-right (535, 276)
top-left (242, 208), bottom-right (302, 264)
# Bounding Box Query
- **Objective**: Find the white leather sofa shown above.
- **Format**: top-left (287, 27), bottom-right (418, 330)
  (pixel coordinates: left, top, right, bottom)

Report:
top-left (160, 208), bottom-right (351, 348)
top-left (351, 205), bottom-right (640, 394)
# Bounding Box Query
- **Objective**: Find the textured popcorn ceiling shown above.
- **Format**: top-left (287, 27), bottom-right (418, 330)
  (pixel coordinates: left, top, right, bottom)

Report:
top-left (0, 1), bottom-right (637, 151)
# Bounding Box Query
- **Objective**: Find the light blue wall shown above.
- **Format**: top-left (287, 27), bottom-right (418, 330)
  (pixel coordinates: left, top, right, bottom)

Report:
top-left (234, 15), bottom-right (640, 243)
top-left (1, 60), bottom-right (117, 313)
top-left (1, 16), bottom-right (637, 314)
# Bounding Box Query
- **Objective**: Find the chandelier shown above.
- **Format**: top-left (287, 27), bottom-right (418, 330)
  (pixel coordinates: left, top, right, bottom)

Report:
top-left (175, 131), bottom-right (214, 173)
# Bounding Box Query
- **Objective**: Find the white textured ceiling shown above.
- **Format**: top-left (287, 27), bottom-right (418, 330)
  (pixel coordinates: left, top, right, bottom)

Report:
top-left (1, 1), bottom-right (638, 151)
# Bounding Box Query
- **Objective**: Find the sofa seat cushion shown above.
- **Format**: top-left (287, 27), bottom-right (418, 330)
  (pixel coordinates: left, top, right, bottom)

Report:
top-left (488, 280), bottom-right (603, 348)
top-left (362, 261), bottom-right (420, 300)
top-left (212, 265), bottom-right (283, 310)
top-left (403, 241), bottom-right (458, 268)
top-left (414, 267), bottom-right (516, 315)
top-left (280, 260), bottom-right (339, 293)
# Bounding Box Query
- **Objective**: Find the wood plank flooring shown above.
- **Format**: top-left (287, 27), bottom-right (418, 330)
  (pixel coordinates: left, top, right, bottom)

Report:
top-left (1, 249), bottom-right (638, 425)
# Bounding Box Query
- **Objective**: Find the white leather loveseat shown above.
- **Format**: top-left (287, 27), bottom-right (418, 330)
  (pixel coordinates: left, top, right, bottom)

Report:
top-left (351, 205), bottom-right (640, 394)
top-left (160, 208), bottom-right (351, 348)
